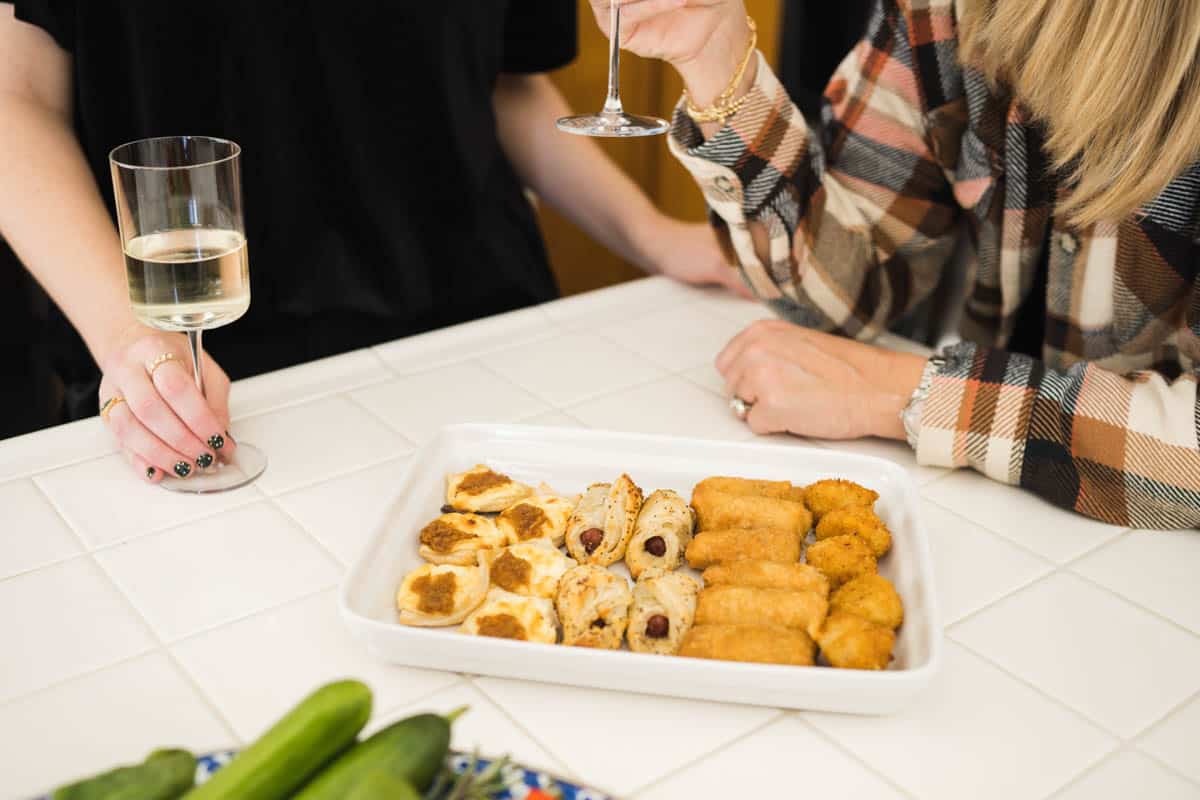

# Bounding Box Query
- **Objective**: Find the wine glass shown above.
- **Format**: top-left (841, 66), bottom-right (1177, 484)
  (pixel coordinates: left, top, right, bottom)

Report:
top-left (109, 136), bottom-right (267, 493)
top-left (556, 2), bottom-right (669, 137)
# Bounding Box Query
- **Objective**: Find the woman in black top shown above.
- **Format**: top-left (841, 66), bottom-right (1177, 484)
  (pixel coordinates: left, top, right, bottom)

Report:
top-left (0, 2), bottom-right (738, 474)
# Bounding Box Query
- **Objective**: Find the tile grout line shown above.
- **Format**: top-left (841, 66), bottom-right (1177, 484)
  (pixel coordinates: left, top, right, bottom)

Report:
top-left (260, 450), bottom-right (414, 502)
top-left (1032, 737), bottom-right (1125, 800)
top-left (791, 714), bottom-right (923, 800)
top-left (230, 373), bottom-right (394, 423)
top-left (1132, 743), bottom-right (1200, 792)
top-left (266, 495), bottom-right (353, 572)
top-left (460, 679), bottom-right (582, 784)
top-left (1065, 568), bottom-right (1200, 641)
top-left (1042, 741), bottom-right (1200, 799)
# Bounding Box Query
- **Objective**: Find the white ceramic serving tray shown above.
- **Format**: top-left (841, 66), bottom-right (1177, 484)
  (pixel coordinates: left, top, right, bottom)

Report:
top-left (341, 424), bottom-right (943, 715)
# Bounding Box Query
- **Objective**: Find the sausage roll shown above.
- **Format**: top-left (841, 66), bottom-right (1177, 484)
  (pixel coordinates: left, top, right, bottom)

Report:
top-left (489, 539), bottom-right (577, 600)
top-left (445, 464), bottom-right (534, 512)
top-left (702, 560), bottom-right (829, 597)
top-left (417, 513), bottom-right (506, 565)
top-left (829, 574), bottom-right (904, 629)
top-left (685, 528), bottom-right (802, 569)
top-left (627, 568), bottom-right (701, 656)
top-left (625, 489), bottom-right (694, 578)
top-left (817, 611), bottom-right (896, 670)
top-left (691, 489), bottom-right (813, 535)
top-left (396, 552), bottom-right (491, 626)
top-left (564, 474), bottom-right (644, 566)
top-left (802, 478), bottom-right (879, 521)
top-left (814, 506), bottom-right (892, 557)
top-left (680, 624), bottom-right (815, 666)
top-left (555, 564), bottom-right (633, 649)
top-left (805, 534), bottom-right (877, 588)
top-left (496, 495), bottom-right (576, 547)
top-left (461, 587), bottom-right (559, 644)
top-left (694, 585), bottom-right (828, 638)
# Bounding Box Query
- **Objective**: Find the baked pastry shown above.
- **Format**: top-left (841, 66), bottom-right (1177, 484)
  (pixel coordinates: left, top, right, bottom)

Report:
top-left (461, 587), bottom-right (559, 644)
top-left (692, 476), bottom-right (796, 500)
top-left (815, 506), bottom-right (892, 557)
top-left (829, 574), bottom-right (904, 629)
top-left (496, 495), bottom-right (576, 547)
top-left (680, 624), bottom-right (815, 666)
top-left (417, 513), bottom-right (506, 565)
top-left (396, 552), bottom-right (491, 626)
top-left (817, 611), bottom-right (895, 670)
top-left (564, 474), bottom-right (644, 566)
top-left (489, 539), bottom-right (577, 600)
top-left (702, 560), bottom-right (829, 597)
top-left (555, 564), bottom-right (633, 649)
top-left (685, 528), bottom-right (802, 569)
top-left (627, 568), bottom-right (701, 655)
top-left (802, 478), bottom-right (878, 521)
top-left (445, 464), bottom-right (534, 512)
top-left (694, 585), bottom-right (828, 638)
top-left (805, 534), bottom-right (877, 588)
top-left (625, 489), bottom-right (694, 578)
top-left (691, 489), bottom-right (812, 535)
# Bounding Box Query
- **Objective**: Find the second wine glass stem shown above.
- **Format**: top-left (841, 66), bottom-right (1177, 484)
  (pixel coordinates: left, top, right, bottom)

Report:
top-left (186, 329), bottom-right (206, 398)
top-left (603, 2), bottom-right (624, 115)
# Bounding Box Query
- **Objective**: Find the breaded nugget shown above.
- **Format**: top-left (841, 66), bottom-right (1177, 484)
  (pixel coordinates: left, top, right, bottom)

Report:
top-left (692, 489), bottom-right (812, 534)
top-left (817, 611), bottom-right (895, 670)
top-left (685, 528), bottom-right (802, 568)
top-left (695, 586), bottom-right (828, 638)
top-left (680, 624), bottom-right (815, 666)
top-left (830, 574), bottom-right (903, 629)
top-left (805, 534), bottom-right (876, 588)
top-left (803, 479), bottom-right (878, 521)
top-left (692, 476), bottom-right (795, 500)
top-left (702, 560), bottom-right (829, 597)
top-left (815, 506), bottom-right (892, 557)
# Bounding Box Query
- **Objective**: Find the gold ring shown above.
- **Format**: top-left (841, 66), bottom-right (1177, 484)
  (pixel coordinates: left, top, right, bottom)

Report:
top-left (99, 395), bottom-right (126, 421)
top-left (146, 352), bottom-right (178, 376)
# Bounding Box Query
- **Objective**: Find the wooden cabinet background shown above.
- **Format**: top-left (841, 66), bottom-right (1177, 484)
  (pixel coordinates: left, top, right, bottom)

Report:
top-left (539, 1), bottom-right (782, 296)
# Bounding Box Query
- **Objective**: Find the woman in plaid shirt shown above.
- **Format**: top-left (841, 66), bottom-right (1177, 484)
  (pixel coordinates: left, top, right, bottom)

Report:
top-left (590, 0), bottom-right (1200, 529)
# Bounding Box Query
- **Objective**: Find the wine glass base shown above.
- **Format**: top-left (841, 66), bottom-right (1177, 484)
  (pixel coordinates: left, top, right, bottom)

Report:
top-left (158, 442), bottom-right (267, 494)
top-left (556, 112), bottom-right (670, 138)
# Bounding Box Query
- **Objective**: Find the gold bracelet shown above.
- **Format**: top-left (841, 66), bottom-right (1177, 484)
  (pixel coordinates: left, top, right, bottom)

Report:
top-left (684, 17), bottom-right (758, 125)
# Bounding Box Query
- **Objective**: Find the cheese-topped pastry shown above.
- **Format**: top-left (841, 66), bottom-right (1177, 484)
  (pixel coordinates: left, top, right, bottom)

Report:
top-left (496, 495), bottom-right (576, 547)
top-left (555, 564), bottom-right (633, 649)
top-left (625, 489), bottom-right (694, 578)
top-left (628, 568), bottom-right (701, 656)
top-left (489, 539), bottom-right (577, 599)
top-left (564, 474), bottom-right (643, 566)
top-left (396, 552), bottom-right (491, 627)
top-left (461, 587), bottom-right (559, 644)
top-left (445, 464), bottom-right (534, 512)
top-left (417, 513), bottom-right (506, 565)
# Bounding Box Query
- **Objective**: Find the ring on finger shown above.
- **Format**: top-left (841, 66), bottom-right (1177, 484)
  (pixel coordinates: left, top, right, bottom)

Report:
top-left (730, 396), bottom-right (753, 421)
top-left (99, 395), bottom-right (126, 422)
top-left (146, 352), bottom-right (178, 376)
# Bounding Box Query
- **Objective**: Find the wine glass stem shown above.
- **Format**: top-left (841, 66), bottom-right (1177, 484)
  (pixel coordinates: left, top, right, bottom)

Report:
top-left (603, 2), bottom-right (624, 115)
top-left (186, 329), bottom-right (206, 398)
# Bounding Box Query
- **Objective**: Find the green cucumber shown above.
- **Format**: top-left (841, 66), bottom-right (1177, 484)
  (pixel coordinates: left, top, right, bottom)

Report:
top-left (344, 770), bottom-right (421, 800)
top-left (293, 707), bottom-right (465, 798)
top-left (52, 748), bottom-right (195, 800)
top-left (182, 680), bottom-right (372, 800)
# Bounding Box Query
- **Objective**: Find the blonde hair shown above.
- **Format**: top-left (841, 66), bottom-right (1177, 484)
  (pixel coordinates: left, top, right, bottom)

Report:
top-left (960, 0), bottom-right (1200, 226)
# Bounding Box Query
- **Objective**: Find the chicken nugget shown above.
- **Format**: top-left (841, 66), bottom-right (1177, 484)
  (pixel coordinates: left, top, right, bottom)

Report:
top-left (805, 534), bottom-right (876, 588)
top-left (815, 506), bottom-right (892, 557)
top-left (830, 574), bottom-right (903, 629)
top-left (685, 528), bottom-right (802, 568)
top-left (692, 489), bottom-right (812, 534)
top-left (817, 611), bottom-right (895, 670)
top-left (702, 560), bottom-right (829, 597)
top-left (803, 479), bottom-right (878, 521)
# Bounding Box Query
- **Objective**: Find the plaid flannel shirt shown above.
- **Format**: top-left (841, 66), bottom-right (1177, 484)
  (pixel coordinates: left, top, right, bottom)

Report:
top-left (668, 0), bottom-right (1200, 529)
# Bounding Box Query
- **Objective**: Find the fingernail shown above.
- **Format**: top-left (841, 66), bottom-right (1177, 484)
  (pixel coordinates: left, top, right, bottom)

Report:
top-left (146, 467), bottom-right (156, 480)
top-left (208, 434), bottom-right (225, 450)
top-left (174, 461), bottom-right (191, 478)
top-left (196, 453), bottom-right (214, 469)
top-left (225, 430), bottom-right (236, 446)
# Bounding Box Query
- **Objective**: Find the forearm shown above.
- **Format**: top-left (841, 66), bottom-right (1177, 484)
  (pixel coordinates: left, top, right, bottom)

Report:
top-left (492, 73), bottom-right (663, 272)
top-left (0, 95), bottom-right (138, 365)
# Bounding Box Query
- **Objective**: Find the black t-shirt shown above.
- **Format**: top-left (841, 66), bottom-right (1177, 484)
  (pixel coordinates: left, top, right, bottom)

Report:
top-left (8, 1), bottom-right (575, 402)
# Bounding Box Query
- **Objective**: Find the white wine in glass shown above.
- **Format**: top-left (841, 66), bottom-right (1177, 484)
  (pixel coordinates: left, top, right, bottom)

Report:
top-left (125, 228), bottom-right (249, 330)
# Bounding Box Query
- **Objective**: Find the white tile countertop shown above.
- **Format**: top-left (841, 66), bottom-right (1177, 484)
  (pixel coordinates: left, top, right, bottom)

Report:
top-left (2, 277), bottom-right (1198, 799)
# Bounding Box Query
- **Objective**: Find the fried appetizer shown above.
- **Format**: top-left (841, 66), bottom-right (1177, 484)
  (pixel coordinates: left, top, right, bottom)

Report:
top-left (805, 534), bottom-right (877, 588)
top-left (680, 624), bottom-right (816, 666)
top-left (693, 476), bottom-right (795, 500)
top-left (830, 574), bottom-right (904, 630)
top-left (496, 495), bottom-right (576, 547)
top-left (802, 478), bottom-right (879, 521)
top-left (489, 539), bottom-right (577, 600)
top-left (815, 506), bottom-right (892, 558)
top-left (702, 560), bottom-right (829, 597)
top-left (695, 585), bottom-right (828, 638)
top-left (417, 513), bottom-right (506, 565)
top-left (626, 489), bottom-right (694, 578)
top-left (556, 564), bottom-right (633, 649)
top-left (685, 528), bottom-right (802, 569)
top-left (461, 587), bottom-right (559, 644)
top-left (445, 464), bottom-right (534, 512)
top-left (691, 489), bottom-right (813, 535)
top-left (396, 552), bottom-right (491, 626)
top-left (817, 611), bottom-right (895, 670)
top-left (564, 474), bottom-right (644, 566)
top-left (628, 568), bottom-right (701, 655)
